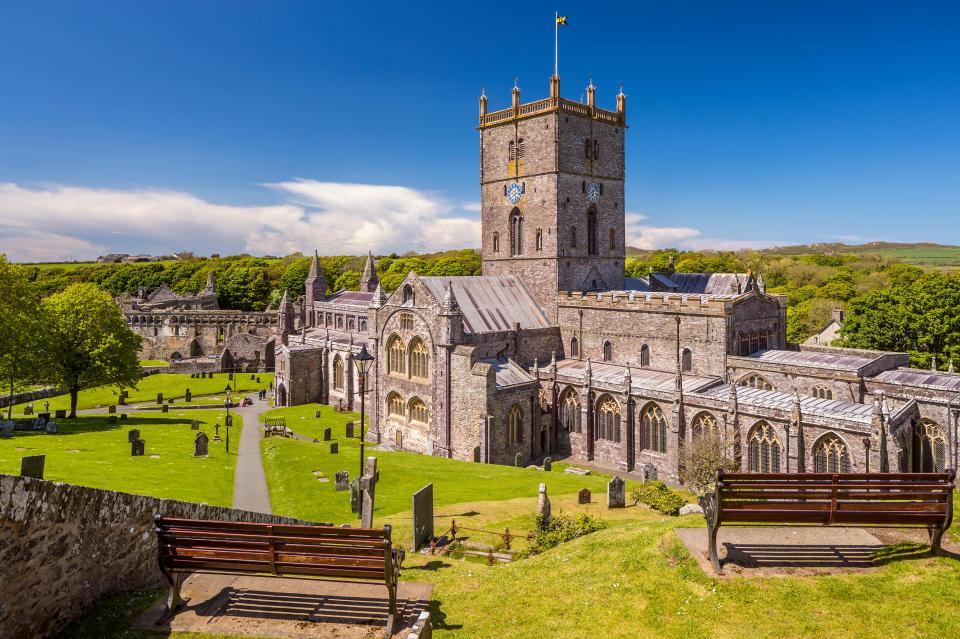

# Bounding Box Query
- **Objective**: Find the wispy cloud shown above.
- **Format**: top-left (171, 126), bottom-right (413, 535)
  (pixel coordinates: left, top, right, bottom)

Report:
top-left (624, 211), bottom-right (781, 252)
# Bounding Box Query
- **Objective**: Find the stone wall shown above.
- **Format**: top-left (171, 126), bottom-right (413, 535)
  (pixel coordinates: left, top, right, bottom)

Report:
top-left (0, 387), bottom-right (59, 409)
top-left (0, 474), bottom-right (316, 639)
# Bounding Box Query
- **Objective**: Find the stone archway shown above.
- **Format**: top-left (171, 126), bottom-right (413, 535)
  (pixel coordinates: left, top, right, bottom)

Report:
top-left (276, 383), bottom-right (288, 407)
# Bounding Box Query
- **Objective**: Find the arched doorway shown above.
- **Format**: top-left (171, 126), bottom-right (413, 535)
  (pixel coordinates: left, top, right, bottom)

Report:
top-left (276, 383), bottom-right (287, 407)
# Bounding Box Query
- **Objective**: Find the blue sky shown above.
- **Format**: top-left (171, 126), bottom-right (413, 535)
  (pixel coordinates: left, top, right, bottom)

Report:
top-left (1, 1), bottom-right (958, 261)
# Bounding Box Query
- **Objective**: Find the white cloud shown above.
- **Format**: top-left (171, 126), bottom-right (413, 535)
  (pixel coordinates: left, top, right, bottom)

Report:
top-left (624, 210), bottom-right (781, 252)
top-left (461, 201), bottom-right (482, 212)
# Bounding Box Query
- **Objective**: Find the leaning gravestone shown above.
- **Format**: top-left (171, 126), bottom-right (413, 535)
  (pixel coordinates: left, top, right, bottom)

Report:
top-left (578, 488), bottom-right (591, 504)
top-left (128, 429), bottom-right (140, 443)
top-left (345, 421), bottom-right (354, 438)
top-left (515, 452), bottom-right (523, 467)
top-left (194, 432), bottom-right (209, 457)
top-left (329, 442), bottom-right (339, 454)
top-left (543, 457), bottom-right (552, 472)
top-left (412, 483), bottom-right (434, 551)
top-left (360, 456), bottom-right (380, 528)
top-left (131, 439), bottom-right (145, 456)
top-left (156, 393), bottom-right (163, 405)
top-left (21, 455), bottom-right (45, 479)
top-left (335, 470), bottom-right (350, 491)
top-left (349, 478), bottom-right (362, 513)
top-left (1, 422), bottom-right (14, 438)
top-left (323, 427), bottom-right (332, 441)
top-left (607, 476), bottom-right (626, 508)
top-left (108, 405), bottom-right (116, 414)
top-left (55, 409), bottom-right (66, 419)
top-left (537, 483), bottom-right (551, 522)
top-left (191, 419), bottom-right (200, 430)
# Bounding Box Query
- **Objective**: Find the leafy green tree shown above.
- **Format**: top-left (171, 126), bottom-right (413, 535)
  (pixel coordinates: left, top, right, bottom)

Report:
top-left (0, 257), bottom-right (47, 418)
top-left (333, 271), bottom-right (361, 292)
top-left (42, 283), bottom-right (143, 418)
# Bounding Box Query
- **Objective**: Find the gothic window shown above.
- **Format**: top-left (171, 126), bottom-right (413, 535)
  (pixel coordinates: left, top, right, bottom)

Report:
top-left (738, 374), bottom-right (773, 391)
top-left (409, 397), bottom-right (428, 423)
top-left (360, 320), bottom-right (367, 332)
top-left (402, 284), bottom-right (415, 306)
top-left (570, 226), bottom-right (577, 248)
top-left (399, 313), bottom-right (414, 331)
top-left (681, 348), bottom-right (692, 373)
top-left (507, 405), bottom-right (523, 444)
top-left (348, 318), bottom-right (355, 332)
top-left (640, 344), bottom-right (650, 367)
top-left (811, 386), bottom-right (833, 400)
top-left (691, 412), bottom-right (719, 442)
top-left (333, 355), bottom-right (344, 390)
top-left (641, 403), bottom-right (667, 453)
top-left (915, 420), bottom-right (948, 472)
top-left (593, 139), bottom-right (600, 161)
top-left (493, 232), bottom-right (500, 253)
top-left (517, 138), bottom-right (525, 159)
top-left (609, 228), bottom-right (616, 251)
top-left (747, 421), bottom-right (782, 472)
top-left (585, 137), bottom-right (593, 159)
top-left (409, 337), bottom-right (429, 380)
top-left (337, 316), bottom-right (344, 330)
top-left (587, 207), bottom-right (598, 256)
top-left (570, 336), bottom-right (579, 358)
top-left (536, 228), bottom-right (543, 251)
top-left (508, 140), bottom-right (516, 161)
top-left (602, 340), bottom-right (613, 362)
top-left (386, 391), bottom-right (405, 418)
top-left (387, 335), bottom-right (406, 376)
top-left (813, 434), bottom-right (851, 473)
top-left (560, 387), bottom-right (581, 433)
top-left (750, 332), bottom-right (759, 354)
top-left (510, 208), bottom-right (524, 256)
top-left (595, 395), bottom-right (621, 442)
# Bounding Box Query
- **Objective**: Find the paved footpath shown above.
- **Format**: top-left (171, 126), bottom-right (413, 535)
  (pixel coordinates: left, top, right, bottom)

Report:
top-left (231, 397), bottom-right (273, 514)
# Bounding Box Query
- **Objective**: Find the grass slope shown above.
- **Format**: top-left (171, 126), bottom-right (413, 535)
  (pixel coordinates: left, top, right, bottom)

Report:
top-left (260, 404), bottom-right (620, 525)
top-left (0, 409), bottom-right (239, 506)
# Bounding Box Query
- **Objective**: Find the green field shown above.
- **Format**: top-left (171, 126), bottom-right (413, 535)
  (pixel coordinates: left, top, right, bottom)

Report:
top-left (139, 359), bottom-right (171, 367)
top-left (0, 410), bottom-right (239, 505)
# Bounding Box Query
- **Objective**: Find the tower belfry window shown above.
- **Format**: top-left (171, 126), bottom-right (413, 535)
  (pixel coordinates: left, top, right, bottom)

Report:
top-left (508, 141), bottom-right (515, 161)
top-left (587, 207), bottom-right (598, 256)
top-left (510, 208), bottom-right (524, 256)
top-left (517, 138), bottom-right (525, 159)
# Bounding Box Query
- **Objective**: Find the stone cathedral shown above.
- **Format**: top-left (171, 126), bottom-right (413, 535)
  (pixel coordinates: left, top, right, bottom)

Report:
top-left (275, 74), bottom-right (957, 483)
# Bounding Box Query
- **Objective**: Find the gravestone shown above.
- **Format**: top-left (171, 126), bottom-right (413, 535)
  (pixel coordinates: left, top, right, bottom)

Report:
top-left (37, 412), bottom-right (50, 424)
top-left (256, 376), bottom-right (261, 384)
top-left (128, 429), bottom-right (140, 443)
top-left (54, 409), bottom-right (66, 419)
top-left (225, 415), bottom-right (233, 427)
top-left (201, 372), bottom-right (207, 379)
top-left (120, 413), bottom-right (128, 420)
top-left (209, 373), bottom-right (214, 378)
top-left (156, 393), bottom-right (163, 405)
top-left (335, 471), bottom-right (350, 491)
top-left (323, 427), bottom-right (332, 441)
top-left (191, 419), bottom-right (200, 430)
top-left (107, 415), bottom-right (117, 425)
top-left (537, 483), bottom-right (551, 522)
top-left (194, 432), bottom-right (209, 457)
top-left (349, 478), bottom-right (361, 513)
top-left (228, 372), bottom-right (234, 381)
top-left (360, 456), bottom-right (380, 528)
top-left (412, 483), bottom-right (434, 551)
top-left (607, 476), bottom-right (626, 509)
top-left (168, 398), bottom-right (175, 404)
top-left (21, 455), bottom-right (45, 479)
top-left (578, 488), bottom-right (591, 504)
top-left (329, 442), bottom-right (339, 454)
top-left (251, 374), bottom-right (256, 380)
top-left (185, 389), bottom-right (192, 402)
top-left (108, 405), bottom-right (116, 414)
top-left (543, 457), bottom-right (552, 472)
top-left (315, 410), bottom-right (322, 418)
top-left (46, 422), bottom-right (57, 434)
top-left (345, 421), bottom-right (354, 438)
top-left (0, 422), bottom-right (14, 438)
top-left (642, 463), bottom-right (657, 483)
top-left (473, 446), bottom-right (481, 463)
top-left (214, 423), bottom-right (221, 441)
top-left (24, 405), bottom-right (33, 415)
top-left (118, 394), bottom-right (125, 405)
top-left (161, 404), bottom-right (169, 413)
top-left (131, 439), bottom-right (145, 456)
top-left (515, 452), bottom-right (523, 467)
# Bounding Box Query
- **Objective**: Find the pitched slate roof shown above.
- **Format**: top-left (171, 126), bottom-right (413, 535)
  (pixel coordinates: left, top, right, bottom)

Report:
top-left (554, 359), bottom-right (717, 393)
top-left (420, 276), bottom-right (550, 334)
top-left (327, 291), bottom-right (375, 307)
top-left (872, 368), bottom-right (960, 392)
top-left (696, 384), bottom-right (875, 423)
top-left (627, 273), bottom-right (753, 296)
top-left (747, 349), bottom-right (880, 372)
top-left (479, 358), bottom-right (536, 388)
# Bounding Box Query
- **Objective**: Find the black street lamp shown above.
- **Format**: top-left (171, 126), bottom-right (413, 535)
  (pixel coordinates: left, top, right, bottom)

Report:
top-left (224, 384), bottom-right (233, 453)
top-left (353, 344), bottom-right (375, 479)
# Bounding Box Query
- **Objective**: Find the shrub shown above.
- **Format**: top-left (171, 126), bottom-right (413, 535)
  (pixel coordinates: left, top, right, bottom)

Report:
top-left (630, 480), bottom-right (686, 516)
top-left (518, 512), bottom-right (607, 558)
top-left (678, 433), bottom-right (739, 496)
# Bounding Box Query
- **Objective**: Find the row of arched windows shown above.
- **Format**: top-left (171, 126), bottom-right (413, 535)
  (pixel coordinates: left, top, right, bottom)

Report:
top-left (385, 391), bottom-right (429, 424)
top-left (507, 138), bottom-right (526, 161)
top-left (492, 208), bottom-right (616, 258)
top-left (736, 329), bottom-right (777, 356)
top-left (385, 335), bottom-right (430, 380)
top-left (569, 339), bottom-right (692, 372)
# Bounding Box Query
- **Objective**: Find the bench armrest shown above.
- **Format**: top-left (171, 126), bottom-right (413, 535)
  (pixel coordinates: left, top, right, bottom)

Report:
top-left (699, 491), bottom-right (719, 528)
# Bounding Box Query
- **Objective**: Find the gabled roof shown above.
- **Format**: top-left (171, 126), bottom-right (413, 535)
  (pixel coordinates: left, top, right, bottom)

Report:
top-left (554, 359), bottom-right (716, 393)
top-left (871, 368), bottom-right (960, 392)
top-left (747, 349), bottom-right (880, 372)
top-left (696, 384), bottom-right (874, 423)
top-left (627, 272), bottom-right (756, 296)
top-left (480, 358), bottom-right (536, 388)
top-left (327, 291), bottom-right (375, 307)
top-left (420, 276), bottom-right (550, 334)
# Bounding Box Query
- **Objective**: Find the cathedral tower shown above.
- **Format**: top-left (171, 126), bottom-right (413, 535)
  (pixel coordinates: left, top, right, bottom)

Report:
top-left (478, 76), bottom-right (627, 320)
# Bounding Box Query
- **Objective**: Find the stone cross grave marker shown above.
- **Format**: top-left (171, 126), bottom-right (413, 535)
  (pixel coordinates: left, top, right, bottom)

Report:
top-left (194, 432), bottom-right (209, 457)
top-left (131, 439), bottom-right (145, 456)
top-left (335, 471), bottom-right (350, 491)
top-left (157, 393), bottom-right (163, 405)
top-left (191, 419), bottom-right (200, 430)
top-left (349, 478), bottom-right (361, 513)
top-left (21, 454), bottom-right (45, 479)
top-left (345, 421), bottom-right (354, 438)
top-left (578, 488), bottom-right (591, 504)
top-left (214, 423), bottom-right (221, 441)
top-left (537, 483), bottom-right (551, 522)
top-left (515, 452), bottom-right (523, 467)
top-left (330, 442), bottom-right (339, 454)
top-left (323, 427), bottom-right (332, 441)
top-left (128, 429), bottom-right (140, 443)
top-left (1, 421), bottom-right (14, 438)
top-left (607, 476), bottom-right (625, 508)
top-left (543, 457), bottom-right (552, 472)
top-left (360, 456), bottom-right (380, 528)
top-left (412, 483), bottom-right (434, 551)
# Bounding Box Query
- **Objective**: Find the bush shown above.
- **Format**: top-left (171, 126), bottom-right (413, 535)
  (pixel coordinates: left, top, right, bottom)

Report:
top-left (630, 480), bottom-right (686, 516)
top-left (678, 433), bottom-right (738, 496)
top-left (517, 513), bottom-right (607, 558)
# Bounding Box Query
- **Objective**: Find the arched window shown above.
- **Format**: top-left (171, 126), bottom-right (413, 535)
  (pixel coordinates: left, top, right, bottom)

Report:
top-left (333, 355), bottom-right (344, 390)
top-left (536, 228), bottom-right (543, 251)
top-left (602, 340), bottom-right (613, 362)
top-left (409, 397), bottom-right (428, 423)
top-left (570, 226), bottom-right (577, 248)
top-left (640, 344), bottom-right (650, 367)
top-left (508, 140), bottom-right (515, 161)
top-left (559, 387), bottom-right (581, 433)
top-left (747, 421), bottom-right (782, 472)
top-left (386, 392), bottom-right (405, 418)
top-left (595, 395), bottom-right (621, 442)
top-left (593, 139), bottom-right (600, 161)
top-left (813, 434), bottom-right (851, 473)
top-left (510, 208), bottom-right (523, 256)
top-left (641, 403), bottom-right (667, 453)
top-left (681, 348), bottom-right (692, 373)
top-left (738, 374), bottom-right (773, 391)
top-left (587, 207), bottom-right (598, 256)
top-left (399, 313), bottom-right (414, 331)
top-left (691, 412), bottom-right (719, 442)
top-left (585, 137), bottom-right (592, 159)
top-left (493, 232), bottom-right (500, 253)
top-left (402, 284), bottom-right (415, 306)
top-left (609, 228), bottom-right (616, 251)
top-left (811, 385), bottom-right (833, 400)
top-left (517, 138), bottom-right (525, 159)
top-left (507, 405), bottom-right (522, 444)
top-left (570, 336), bottom-right (579, 358)
top-left (409, 337), bottom-right (429, 380)
top-left (387, 335), bottom-right (406, 376)
top-left (916, 420), bottom-right (948, 472)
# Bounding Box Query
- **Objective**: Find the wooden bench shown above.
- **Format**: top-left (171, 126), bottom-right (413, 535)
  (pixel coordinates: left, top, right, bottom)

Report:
top-left (155, 516), bottom-right (406, 636)
top-left (702, 470), bottom-right (955, 573)
top-left (263, 417), bottom-right (289, 438)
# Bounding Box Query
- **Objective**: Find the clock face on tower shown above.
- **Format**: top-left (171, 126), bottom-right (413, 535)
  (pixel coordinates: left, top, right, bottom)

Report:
top-left (586, 182), bottom-right (601, 204)
top-left (506, 181), bottom-right (523, 204)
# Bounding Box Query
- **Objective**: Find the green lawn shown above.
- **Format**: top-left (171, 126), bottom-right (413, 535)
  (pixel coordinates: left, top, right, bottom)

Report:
top-left (260, 404), bottom-right (619, 526)
top-left (0, 409), bottom-right (239, 506)
top-left (139, 359), bottom-right (171, 367)
top-left (9, 372), bottom-right (274, 415)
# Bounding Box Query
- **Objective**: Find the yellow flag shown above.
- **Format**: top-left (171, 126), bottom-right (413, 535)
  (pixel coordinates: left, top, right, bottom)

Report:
top-left (556, 16), bottom-right (568, 25)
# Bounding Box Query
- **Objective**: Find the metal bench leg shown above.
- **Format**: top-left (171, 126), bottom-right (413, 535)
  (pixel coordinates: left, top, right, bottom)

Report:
top-left (384, 583), bottom-right (398, 638)
top-left (157, 571), bottom-right (190, 624)
top-left (930, 525), bottom-right (947, 555)
top-left (708, 523), bottom-right (722, 574)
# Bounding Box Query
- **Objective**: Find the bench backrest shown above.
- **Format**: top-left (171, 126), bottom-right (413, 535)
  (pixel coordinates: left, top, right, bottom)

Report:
top-left (715, 471), bottom-right (955, 527)
top-left (156, 516), bottom-right (395, 582)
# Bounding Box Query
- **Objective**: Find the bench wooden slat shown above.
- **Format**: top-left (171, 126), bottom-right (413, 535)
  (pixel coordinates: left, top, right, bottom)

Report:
top-left (160, 537), bottom-right (391, 558)
top-left (166, 546), bottom-right (389, 569)
top-left (159, 528), bottom-right (390, 548)
top-left (719, 490), bottom-right (948, 501)
top-left (158, 518), bottom-right (387, 540)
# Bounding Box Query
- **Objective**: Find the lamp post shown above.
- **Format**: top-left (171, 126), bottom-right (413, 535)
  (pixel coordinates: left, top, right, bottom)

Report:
top-left (353, 344), bottom-right (375, 479)
top-left (224, 384), bottom-right (233, 453)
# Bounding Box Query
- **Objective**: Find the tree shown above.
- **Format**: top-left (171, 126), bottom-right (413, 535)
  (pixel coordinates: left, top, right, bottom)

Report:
top-left (679, 433), bottom-right (738, 496)
top-left (0, 257), bottom-right (47, 418)
top-left (42, 283), bottom-right (143, 418)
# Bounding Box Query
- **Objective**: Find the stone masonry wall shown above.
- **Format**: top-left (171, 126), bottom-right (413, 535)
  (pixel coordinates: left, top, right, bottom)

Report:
top-left (0, 475), bottom-right (316, 639)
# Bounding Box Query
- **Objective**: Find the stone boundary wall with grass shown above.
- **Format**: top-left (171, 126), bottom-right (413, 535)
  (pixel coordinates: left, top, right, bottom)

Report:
top-left (0, 387), bottom-right (59, 409)
top-left (0, 474), bottom-right (318, 639)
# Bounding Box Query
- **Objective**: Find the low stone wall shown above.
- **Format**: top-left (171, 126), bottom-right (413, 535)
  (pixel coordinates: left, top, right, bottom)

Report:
top-left (0, 474), bottom-right (316, 639)
top-left (0, 387), bottom-right (59, 409)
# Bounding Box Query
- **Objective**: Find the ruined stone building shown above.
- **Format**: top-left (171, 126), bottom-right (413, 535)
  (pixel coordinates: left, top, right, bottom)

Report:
top-left (275, 75), bottom-right (958, 481)
top-left (120, 272), bottom-right (278, 372)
